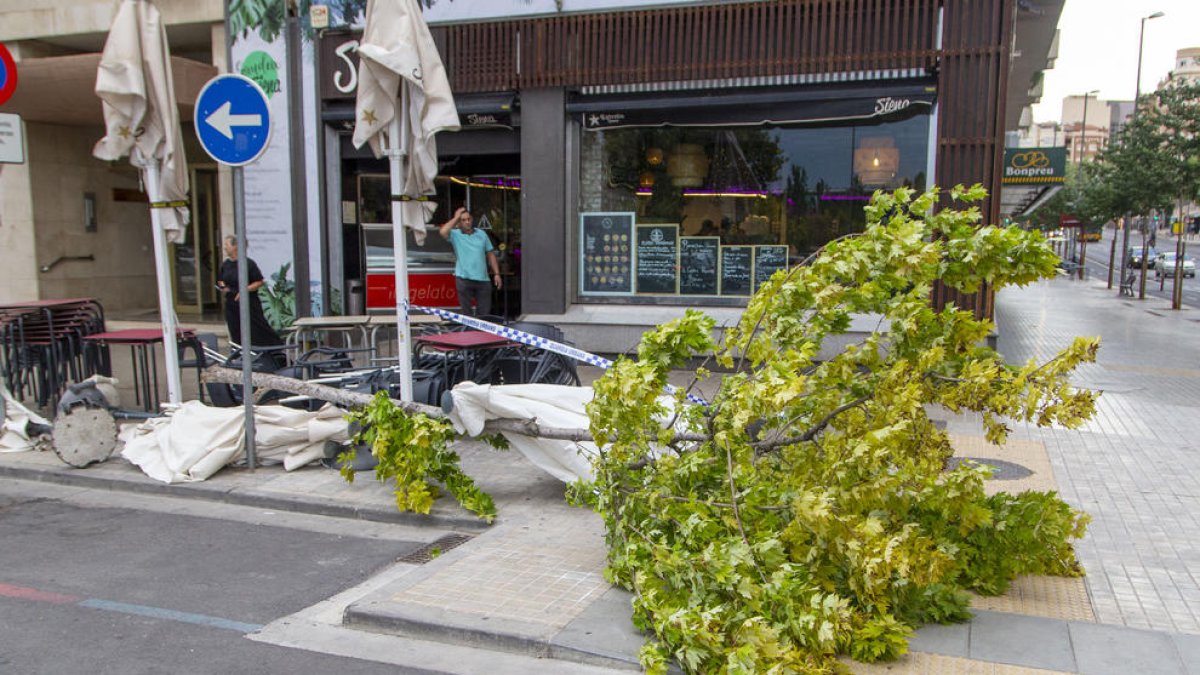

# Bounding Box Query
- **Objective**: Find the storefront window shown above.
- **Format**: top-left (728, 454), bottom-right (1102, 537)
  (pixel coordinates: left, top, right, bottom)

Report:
top-left (578, 116), bottom-right (929, 299)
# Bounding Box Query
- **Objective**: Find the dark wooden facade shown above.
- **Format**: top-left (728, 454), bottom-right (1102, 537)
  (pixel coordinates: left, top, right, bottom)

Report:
top-left (430, 0), bottom-right (1016, 319)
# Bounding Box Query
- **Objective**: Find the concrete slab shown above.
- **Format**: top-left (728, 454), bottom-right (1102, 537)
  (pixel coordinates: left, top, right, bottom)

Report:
top-left (967, 610), bottom-right (1076, 672)
top-left (1069, 622), bottom-right (1186, 675)
top-left (551, 587), bottom-right (642, 670)
top-left (1172, 633), bottom-right (1200, 675)
top-left (908, 620), bottom-right (970, 657)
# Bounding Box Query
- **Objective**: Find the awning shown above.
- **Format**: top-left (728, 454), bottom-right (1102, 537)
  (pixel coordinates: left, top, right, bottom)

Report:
top-left (1, 53), bottom-right (216, 127)
top-left (322, 91), bottom-right (517, 130)
top-left (569, 80), bottom-right (937, 130)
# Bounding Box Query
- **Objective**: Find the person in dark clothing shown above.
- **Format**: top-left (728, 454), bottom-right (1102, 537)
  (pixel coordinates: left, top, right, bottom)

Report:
top-left (216, 236), bottom-right (284, 365)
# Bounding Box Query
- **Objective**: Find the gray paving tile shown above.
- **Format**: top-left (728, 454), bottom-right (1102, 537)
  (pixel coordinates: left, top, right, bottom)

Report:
top-left (1175, 633), bottom-right (1200, 675)
top-left (908, 621), bottom-right (969, 657)
top-left (1070, 622), bottom-right (1186, 675)
top-left (966, 610), bottom-right (1075, 672)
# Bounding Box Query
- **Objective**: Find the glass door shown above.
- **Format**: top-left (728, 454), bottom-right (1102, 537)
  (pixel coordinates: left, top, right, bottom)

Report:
top-left (172, 168), bottom-right (220, 315)
top-left (460, 174), bottom-right (521, 316)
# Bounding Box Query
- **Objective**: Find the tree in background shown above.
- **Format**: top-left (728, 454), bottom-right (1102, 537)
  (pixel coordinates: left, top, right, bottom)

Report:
top-left (1135, 79), bottom-right (1200, 308)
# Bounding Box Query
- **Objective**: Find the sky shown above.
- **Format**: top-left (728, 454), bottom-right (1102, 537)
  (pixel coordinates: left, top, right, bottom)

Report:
top-left (1031, 0), bottom-right (1200, 124)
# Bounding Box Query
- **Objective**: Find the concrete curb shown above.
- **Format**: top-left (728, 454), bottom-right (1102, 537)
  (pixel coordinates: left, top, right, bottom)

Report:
top-left (343, 597), bottom-right (641, 671)
top-left (0, 462), bottom-right (490, 532)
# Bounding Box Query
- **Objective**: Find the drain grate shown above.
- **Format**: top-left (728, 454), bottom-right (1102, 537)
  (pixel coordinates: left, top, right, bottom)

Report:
top-left (946, 457), bottom-right (1033, 481)
top-left (397, 533), bottom-right (474, 564)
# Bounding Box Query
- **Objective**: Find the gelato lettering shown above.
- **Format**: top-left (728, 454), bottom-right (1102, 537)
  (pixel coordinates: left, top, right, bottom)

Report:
top-left (874, 97), bottom-right (911, 116)
top-left (240, 51), bottom-right (281, 98)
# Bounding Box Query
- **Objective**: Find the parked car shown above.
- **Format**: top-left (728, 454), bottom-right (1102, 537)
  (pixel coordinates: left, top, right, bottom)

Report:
top-left (1152, 252), bottom-right (1196, 278)
top-left (1127, 246), bottom-right (1157, 268)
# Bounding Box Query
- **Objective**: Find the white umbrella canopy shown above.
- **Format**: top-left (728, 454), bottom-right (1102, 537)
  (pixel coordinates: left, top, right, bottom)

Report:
top-left (93, 0), bottom-right (188, 404)
top-left (353, 0), bottom-right (460, 401)
top-left (93, 0), bottom-right (190, 241)
top-left (353, 0), bottom-right (460, 246)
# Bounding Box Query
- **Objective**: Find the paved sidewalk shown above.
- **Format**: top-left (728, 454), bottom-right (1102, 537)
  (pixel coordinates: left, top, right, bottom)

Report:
top-left (3, 272), bottom-right (1200, 673)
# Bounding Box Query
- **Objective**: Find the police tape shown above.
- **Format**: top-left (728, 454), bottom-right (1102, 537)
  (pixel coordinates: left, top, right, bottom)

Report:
top-left (407, 302), bottom-right (709, 406)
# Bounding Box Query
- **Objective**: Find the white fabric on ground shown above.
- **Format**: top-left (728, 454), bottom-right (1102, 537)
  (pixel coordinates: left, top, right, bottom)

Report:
top-left (447, 382), bottom-right (679, 484)
top-left (1, 386), bottom-right (51, 453)
top-left (121, 401), bottom-right (349, 483)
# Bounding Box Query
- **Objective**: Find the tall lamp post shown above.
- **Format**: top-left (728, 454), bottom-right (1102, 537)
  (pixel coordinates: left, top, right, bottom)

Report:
top-left (1075, 89), bottom-right (1099, 279)
top-left (1077, 89), bottom-right (1099, 167)
top-left (1133, 11), bottom-right (1164, 300)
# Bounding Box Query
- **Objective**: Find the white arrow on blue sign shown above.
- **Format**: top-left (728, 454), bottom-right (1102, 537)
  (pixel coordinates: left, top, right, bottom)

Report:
top-left (194, 74), bottom-right (271, 166)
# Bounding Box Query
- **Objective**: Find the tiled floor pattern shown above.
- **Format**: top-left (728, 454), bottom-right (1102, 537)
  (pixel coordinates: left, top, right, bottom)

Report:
top-left (948, 434), bottom-right (1094, 622)
top-left (992, 278), bottom-right (1200, 635)
top-left (388, 510), bottom-right (609, 629)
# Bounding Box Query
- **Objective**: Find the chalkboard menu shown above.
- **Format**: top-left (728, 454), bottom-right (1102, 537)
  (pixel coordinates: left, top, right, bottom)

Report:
top-left (720, 246), bottom-right (754, 296)
top-left (636, 225), bottom-right (679, 294)
top-left (754, 245), bottom-right (789, 291)
top-left (679, 237), bottom-right (720, 296)
top-left (580, 212), bottom-right (634, 295)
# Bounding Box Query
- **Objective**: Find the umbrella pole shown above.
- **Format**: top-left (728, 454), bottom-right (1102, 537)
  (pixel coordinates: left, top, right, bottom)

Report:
top-left (144, 159), bottom-right (184, 405)
top-left (388, 115), bottom-right (414, 401)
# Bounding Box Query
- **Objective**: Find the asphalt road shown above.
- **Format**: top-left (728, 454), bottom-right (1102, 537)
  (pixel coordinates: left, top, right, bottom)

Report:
top-left (1073, 230), bottom-right (1199, 310)
top-left (0, 483), bottom-right (438, 675)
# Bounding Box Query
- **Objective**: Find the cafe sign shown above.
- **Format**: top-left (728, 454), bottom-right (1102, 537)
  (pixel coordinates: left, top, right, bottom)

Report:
top-left (1001, 147), bottom-right (1066, 185)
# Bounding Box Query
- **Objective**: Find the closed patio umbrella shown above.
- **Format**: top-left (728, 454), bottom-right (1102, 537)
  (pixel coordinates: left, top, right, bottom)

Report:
top-left (353, 0), bottom-right (460, 401)
top-left (93, 0), bottom-right (189, 404)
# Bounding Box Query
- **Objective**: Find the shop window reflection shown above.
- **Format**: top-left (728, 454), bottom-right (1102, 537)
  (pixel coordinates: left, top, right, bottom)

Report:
top-left (581, 117), bottom-right (929, 271)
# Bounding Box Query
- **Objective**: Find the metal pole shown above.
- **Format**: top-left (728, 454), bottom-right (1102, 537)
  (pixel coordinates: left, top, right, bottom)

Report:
top-left (1079, 93), bottom-right (1091, 167)
top-left (1133, 13), bottom-right (1163, 122)
top-left (143, 160), bottom-right (184, 405)
top-left (285, 2), bottom-right (310, 319)
top-left (224, 0), bottom-right (256, 467)
top-left (388, 115), bottom-right (414, 401)
top-left (1107, 222), bottom-right (1117, 288)
top-left (234, 167), bottom-right (256, 468)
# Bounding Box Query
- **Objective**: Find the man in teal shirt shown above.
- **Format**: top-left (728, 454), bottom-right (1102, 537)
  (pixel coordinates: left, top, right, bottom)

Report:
top-left (439, 206), bottom-right (502, 317)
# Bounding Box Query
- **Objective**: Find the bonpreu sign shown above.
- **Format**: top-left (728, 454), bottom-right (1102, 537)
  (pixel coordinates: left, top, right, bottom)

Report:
top-left (1001, 147), bottom-right (1066, 185)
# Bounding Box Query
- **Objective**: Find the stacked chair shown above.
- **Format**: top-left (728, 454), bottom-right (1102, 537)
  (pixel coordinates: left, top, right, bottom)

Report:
top-left (0, 299), bottom-right (107, 409)
top-left (474, 321), bottom-right (581, 387)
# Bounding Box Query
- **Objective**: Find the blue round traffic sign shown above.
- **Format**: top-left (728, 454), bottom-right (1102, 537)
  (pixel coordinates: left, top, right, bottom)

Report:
top-left (0, 43), bottom-right (17, 107)
top-left (194, 74), bottom-right (271, 166)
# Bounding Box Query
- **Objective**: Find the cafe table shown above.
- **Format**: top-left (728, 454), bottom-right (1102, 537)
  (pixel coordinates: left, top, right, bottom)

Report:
top-left (82, 328), bottom-right (197, 411)
top-left (412, 330), bottom-right (514, 385)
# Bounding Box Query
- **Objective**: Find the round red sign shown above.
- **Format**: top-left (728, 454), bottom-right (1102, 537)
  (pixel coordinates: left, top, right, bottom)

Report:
top-left (0, 43), bottom-right (18, 107)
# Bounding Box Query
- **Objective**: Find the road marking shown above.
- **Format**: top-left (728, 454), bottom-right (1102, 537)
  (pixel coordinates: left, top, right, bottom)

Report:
top-left (0, 581), bottom-right (263, 633)
top-left (79, 598), bottom-right (264, 633)
top-left (0, 582), bottom-right (82, 605)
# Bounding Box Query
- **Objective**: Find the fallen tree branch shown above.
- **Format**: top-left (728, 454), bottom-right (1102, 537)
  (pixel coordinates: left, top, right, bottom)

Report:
top-left (202, 365), bottom-right (598, 442)
top-left (201, 366), bottom-right (847, 451)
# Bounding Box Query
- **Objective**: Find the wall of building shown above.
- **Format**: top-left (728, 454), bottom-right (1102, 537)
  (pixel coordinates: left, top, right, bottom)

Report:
top-left (0, 146), bottom-right (41, 303)
top-left (0, 0), bottom-right (223, 42)
top-left (26, 122), bottom-right (157, 311)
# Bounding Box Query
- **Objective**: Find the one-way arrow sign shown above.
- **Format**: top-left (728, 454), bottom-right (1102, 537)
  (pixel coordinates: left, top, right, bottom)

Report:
top-left (194, 74), bottom-right (271, 166)
top-left (205, 101), bottom-right (264, 140)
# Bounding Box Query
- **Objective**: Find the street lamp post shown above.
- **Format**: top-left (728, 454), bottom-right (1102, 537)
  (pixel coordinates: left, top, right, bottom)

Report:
top-left (1076, 89), bottom-right (1099, 279)
top-left (1134, 12), bottom-right (1165, 119)
top-left (1133, 11), bottom-right (1163, 300)
top-left (1078, 89), bottom-right (1099, 167)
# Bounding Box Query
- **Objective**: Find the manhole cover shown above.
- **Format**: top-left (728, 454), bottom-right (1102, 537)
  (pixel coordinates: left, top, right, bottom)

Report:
top-left (397, 533), bottom-right (474, 564)
top-left (945, 457), bottom-right (1033, 480)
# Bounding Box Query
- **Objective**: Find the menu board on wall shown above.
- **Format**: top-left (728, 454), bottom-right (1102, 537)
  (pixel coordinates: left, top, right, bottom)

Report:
top-left (754, 245), bottom-right (789, 291)
top-left (679, 237), bottom-right (720, 296)
top-left (720, 246), bottom-right (754, 296)
top-left (580, 212), bottom-right (634, 295)
top-left (636, 225), bottom-right (679, 294)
